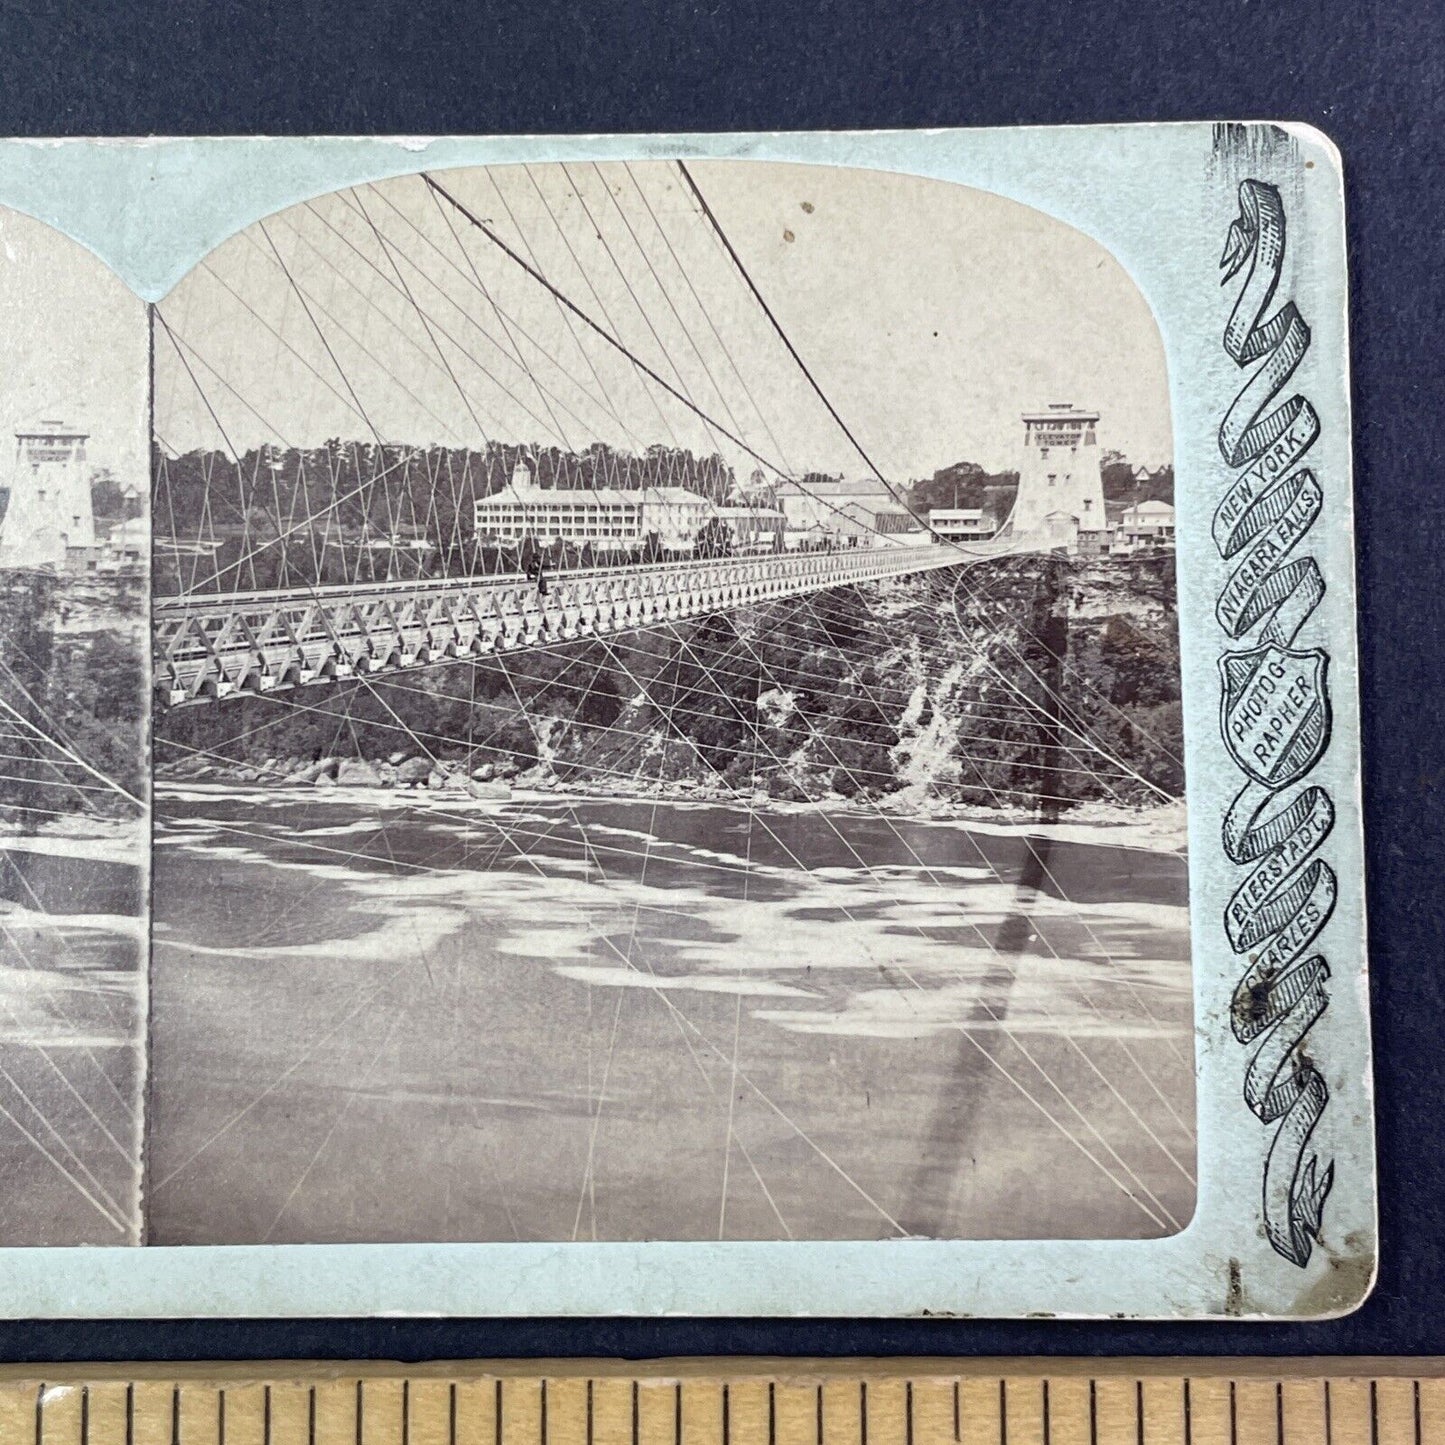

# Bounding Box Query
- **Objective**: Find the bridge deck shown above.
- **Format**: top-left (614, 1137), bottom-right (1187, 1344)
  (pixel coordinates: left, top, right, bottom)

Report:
top-left (153, 542), bottom-right (1016, 706)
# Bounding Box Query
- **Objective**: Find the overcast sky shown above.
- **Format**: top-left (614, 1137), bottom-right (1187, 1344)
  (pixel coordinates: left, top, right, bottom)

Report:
top-left (155, 159), bottom-right (1172, 482)
top-left (0, 207), bottom-right (149, 487)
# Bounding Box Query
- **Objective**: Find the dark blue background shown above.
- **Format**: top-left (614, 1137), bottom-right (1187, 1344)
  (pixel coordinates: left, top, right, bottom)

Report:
top-left (0, 0), bottom-right (1438, 1363)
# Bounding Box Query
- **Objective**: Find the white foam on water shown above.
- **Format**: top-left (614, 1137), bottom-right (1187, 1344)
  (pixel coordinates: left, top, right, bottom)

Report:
top-left (155, 795), bottom-right (1193, 1051)
top-left (0, 1024), bottom-right (131, 1048)
top-left (0, 902), bottom-right (146, 941)
top-left (157, 897), bottom-right (472, 968)
top-left (292, 820), bottom-right (393, 839)
top-left (494, 925), bottom-right (599, 964)
top-left (897, 799), bottom-right (1190, 854)
top-left (554, 965), bottom-right (818, 999)
top-left (0, 828), bottom-right (143, 866)
top-left (758, 988), bottom-right (1186, 1042)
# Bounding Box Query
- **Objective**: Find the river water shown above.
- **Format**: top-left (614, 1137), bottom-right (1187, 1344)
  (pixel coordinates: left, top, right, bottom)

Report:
top-left (147, 784), bottom-right (1195, 1245)
top-left (0, 828), bottom-right (145, 1245)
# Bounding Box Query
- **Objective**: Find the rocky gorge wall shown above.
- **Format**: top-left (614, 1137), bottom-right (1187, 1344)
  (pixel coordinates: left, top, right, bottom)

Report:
top-left (0, 571), bottom-right (147, 823)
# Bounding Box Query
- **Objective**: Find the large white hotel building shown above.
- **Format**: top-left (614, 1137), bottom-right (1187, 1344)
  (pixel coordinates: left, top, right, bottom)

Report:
top-left (474, 466), bottom-right (779, 551)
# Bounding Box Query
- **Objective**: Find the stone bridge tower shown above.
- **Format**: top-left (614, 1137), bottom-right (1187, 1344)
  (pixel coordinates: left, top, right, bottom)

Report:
top-left (0, 421), bottom-right (93, 570)
top-left (1008, 403), bottom-right (1106, 548)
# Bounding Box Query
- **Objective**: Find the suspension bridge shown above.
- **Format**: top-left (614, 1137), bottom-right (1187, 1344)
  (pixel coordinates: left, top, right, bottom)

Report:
top-left (153, 538), bottom-right (1050, 705)
top-left (149, 162), bottom-right (1065, 714)
top-left (131, 157), bottom-right (1200, 1251)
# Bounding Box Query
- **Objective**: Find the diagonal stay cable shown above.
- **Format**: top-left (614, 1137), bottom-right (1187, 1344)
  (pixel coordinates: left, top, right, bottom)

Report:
top-left (423, 173), bottom-right (801, 487)
top-left (675, 160), bottom-right (892, 487)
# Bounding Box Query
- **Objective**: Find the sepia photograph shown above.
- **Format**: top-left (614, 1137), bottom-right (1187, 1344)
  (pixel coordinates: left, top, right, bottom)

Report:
top-left (144, 159), bottom-right (1193, 1247)
top-left (0, 206), bottom-right (150, 1245)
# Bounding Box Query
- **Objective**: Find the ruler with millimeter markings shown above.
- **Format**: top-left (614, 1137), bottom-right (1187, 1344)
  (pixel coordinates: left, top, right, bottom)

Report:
top-left (1, 1361), bottom-right (1439, 1445)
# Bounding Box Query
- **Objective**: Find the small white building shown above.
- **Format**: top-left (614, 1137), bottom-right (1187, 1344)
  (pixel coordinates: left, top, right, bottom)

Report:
top-left (1112, 499), bottom-right (1176, 554)
top-left (100, 515), bottom-right (148, 572)
top-left (928, 507), bottom-right (995, 543)
top-left (641, 487), bottom-right (716, 549)
top-left (711, 504), bottom-right (785, 552)
top-left (776, 479), bottom-right (846, 535)
top-left (776, 477), bottom-right (921, 544)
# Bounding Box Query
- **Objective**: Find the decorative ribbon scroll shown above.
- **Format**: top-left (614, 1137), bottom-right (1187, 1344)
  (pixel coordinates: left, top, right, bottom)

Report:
top-left (1216, 178), bottom-right (1336, 1268)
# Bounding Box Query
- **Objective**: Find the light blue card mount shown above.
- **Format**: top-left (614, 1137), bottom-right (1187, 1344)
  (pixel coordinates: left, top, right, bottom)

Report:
top-left (0, 125), bottom-right (1373, 1318)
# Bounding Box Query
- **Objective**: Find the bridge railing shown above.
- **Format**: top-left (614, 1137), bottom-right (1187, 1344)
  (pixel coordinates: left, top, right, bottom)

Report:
top-left (153, 541), bottom-right (971, 706)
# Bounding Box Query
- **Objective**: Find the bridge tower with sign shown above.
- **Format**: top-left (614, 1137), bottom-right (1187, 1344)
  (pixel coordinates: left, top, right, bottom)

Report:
top-left (0, 420), bottom-right (94, 570)
top-left (1009, 403), bottom-right (1106, 547)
